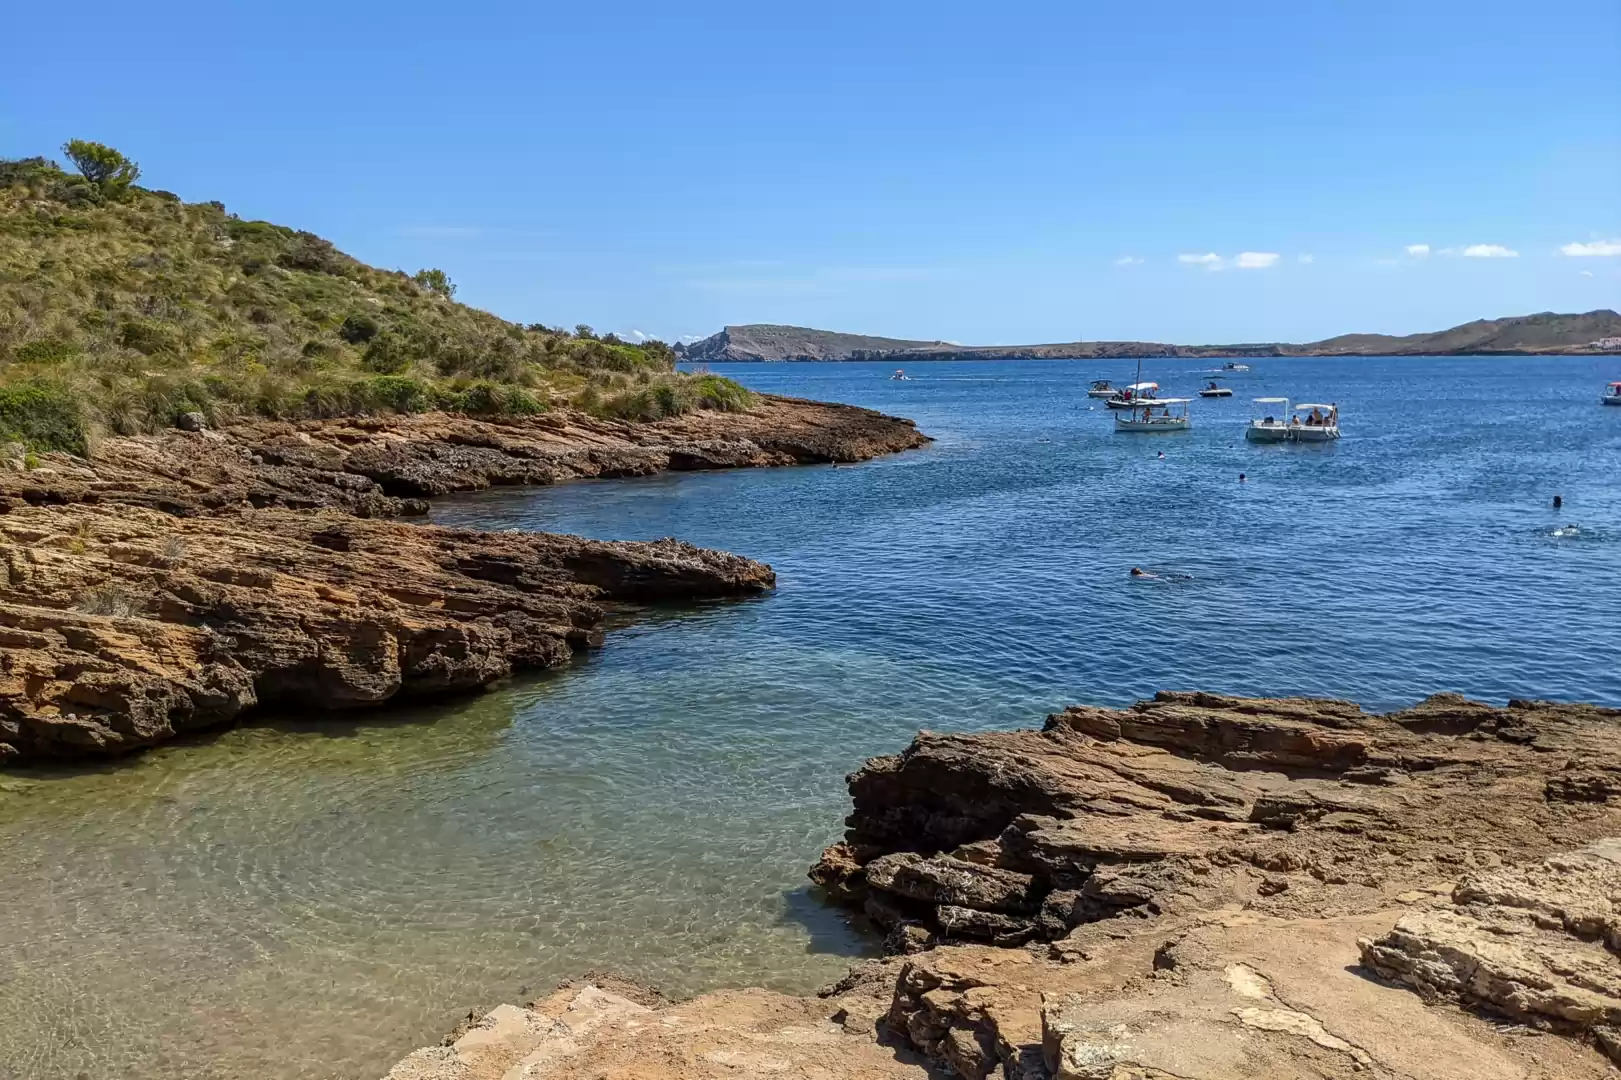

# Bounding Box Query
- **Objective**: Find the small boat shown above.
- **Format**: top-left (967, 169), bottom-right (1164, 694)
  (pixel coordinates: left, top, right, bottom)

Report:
top-left (1289, 402), bottom-right (1341, 441)
top-left (1245, 397), bottom-right (1291, 443)
top-left (1603, 382), bottom-right (1621, 406)
top-left (1105, 382), bottom-right (1160, 409)
top-left (1198, 381), bottom-right (1233, 398)
top-left (1115, 398), bottom-right (1191, 432)
top-left (1222, 362), bottom-right (1252, 373)
top-left (890, 369), bottom-right (911, 381)
top-left (1087, 379), bottom-right (1117, 398)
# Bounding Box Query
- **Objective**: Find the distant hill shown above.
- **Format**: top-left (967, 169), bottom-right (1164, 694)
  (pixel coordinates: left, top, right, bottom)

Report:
top-left (678, 311), bottom-right (1621, 363)
top-left (684, 324), bottom-right (955, 362)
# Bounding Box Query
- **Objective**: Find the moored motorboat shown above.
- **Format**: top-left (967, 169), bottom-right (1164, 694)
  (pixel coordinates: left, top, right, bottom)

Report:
top-left (1115, 398), bottom-right (1191, 432)
top-left (890, 369), bottom-right (911, 381)
top-left (1105, 382), bottom-right (1160, 409)
top-left (1245, 397), bottom-right (1291, 442)
top-left (1603, 382), bottom-right (1621, 405)
top-left (1087, 379), bottom-right (1117, 398)
top-left (1221, 362), bottom-right (1252, 373)
top-left (1289, 402), bottom-right (1341, 441)
top-left (1198, 380), bottom-right (1232, 398)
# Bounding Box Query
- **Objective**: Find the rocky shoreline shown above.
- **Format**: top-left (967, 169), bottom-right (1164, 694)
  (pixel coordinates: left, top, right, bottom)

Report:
top-left (390, 691), bottom-right (1621, 1079)
top-left (0, 395), bottom-right (928, 761)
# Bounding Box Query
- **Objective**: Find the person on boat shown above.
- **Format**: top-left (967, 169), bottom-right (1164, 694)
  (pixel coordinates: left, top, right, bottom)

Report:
top-left (1310, 408), bottom-right (1324, 425)
top-left (1290, 414), bottom-right (1301, 426)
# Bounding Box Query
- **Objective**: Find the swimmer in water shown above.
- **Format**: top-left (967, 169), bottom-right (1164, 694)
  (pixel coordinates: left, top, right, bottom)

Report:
top-left (1157, 450), bottom-right (1165, 460)
top-left (1553, 495), bottom-right (1563, 509)
top-left (1239, 473), bottom-right (1247, 482)
top-left (1130, 567), bottom-right (1149, 578)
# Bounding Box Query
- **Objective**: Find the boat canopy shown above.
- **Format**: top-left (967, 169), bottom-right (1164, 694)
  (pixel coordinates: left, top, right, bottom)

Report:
top-left (1293, 403), bottom-right (1336, 411)
top-left (1609, 382), bottom-right (1621, 389)
top-left (1140, 397), bottom-right (1192, 405)
top-left (1253, 396), bottom-right (1288, 404)
top-left (1125, 382), bottom-right (1159, 391)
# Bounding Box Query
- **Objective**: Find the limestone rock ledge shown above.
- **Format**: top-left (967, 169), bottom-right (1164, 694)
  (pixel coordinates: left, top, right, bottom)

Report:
top-left (807, 691), bottom-right (1621, 1077)
top-left (0, 503), bottom-right (772, 761)
top-left (384, 692), bottom-right (1621, 1080)
top-left (382, 969), bottom-right (931, 1080)
top-left (1, 397), bottom-right (926, 762)
top-left (1, 394), bottom-right (930, 518)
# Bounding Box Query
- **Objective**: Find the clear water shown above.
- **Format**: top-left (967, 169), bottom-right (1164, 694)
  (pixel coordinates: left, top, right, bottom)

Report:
top-left (3, 356), bottom-right (1618, 1079)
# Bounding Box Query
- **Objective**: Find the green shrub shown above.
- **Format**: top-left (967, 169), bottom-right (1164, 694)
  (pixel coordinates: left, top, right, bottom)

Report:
top-left (358, 375), bottom-right (433, 414)
top-left (61, 140), bottom-right (139, 199)
top-left (691, 374), bottom-right (754, 412)
top-left (0, 379), bottom-right (88, 455)
top-left (117, 317), bottom-right (180, 355)
top-left (362, 331), bottom-right (413, 374)
top-left (339, 312), bottom-right (380, 344)
top-left (438, 380), bottom-right (546, 417)
top-left (13, 338), bottom-right (80, 365)
top-left (278, 233), bottom-right (343, 274)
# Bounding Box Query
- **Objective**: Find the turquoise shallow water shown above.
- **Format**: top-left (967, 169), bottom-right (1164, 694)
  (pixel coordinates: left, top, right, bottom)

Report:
top-left (2, 356), bottom-right (1618, 1079)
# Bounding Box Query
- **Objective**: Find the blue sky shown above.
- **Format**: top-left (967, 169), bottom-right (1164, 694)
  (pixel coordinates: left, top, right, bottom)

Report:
top-left (4, 0), bottom-right (1618, 344)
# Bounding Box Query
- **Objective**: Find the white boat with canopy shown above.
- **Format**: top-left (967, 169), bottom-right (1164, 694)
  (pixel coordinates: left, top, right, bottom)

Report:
top-left (1087, 379), bottom-right (1117, 398)
top-left (1603, 382), bottom-right (1621, 406)
top-left (1289, 402), bottom-right (1340, 441)
top-left (1245, 397), bottom-right (1290, 442)
top-left (1104, 382), bottom-right (1160, 409)
top-left (1115, 398), bottom-right (1191, 432)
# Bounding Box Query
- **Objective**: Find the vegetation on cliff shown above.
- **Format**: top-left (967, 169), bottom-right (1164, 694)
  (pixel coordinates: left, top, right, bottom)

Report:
top-left (0, 146), bottom-right (753, 452)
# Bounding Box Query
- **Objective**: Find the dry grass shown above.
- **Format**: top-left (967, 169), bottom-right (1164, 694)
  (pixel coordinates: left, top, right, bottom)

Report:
top-left (0, 154), bottom-right (753, 452)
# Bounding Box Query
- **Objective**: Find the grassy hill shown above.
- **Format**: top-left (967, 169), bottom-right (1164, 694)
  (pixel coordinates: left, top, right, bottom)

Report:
top-left (679, 312), bottom-right (1621, 363)
top-left (1306, 310), bottom-right (1621, 355)
top-left (0, 149), bottom-right (750, 454)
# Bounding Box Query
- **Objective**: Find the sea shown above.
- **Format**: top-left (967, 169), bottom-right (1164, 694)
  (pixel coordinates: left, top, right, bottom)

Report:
top-left (2, 355), bottom-right (1618, 1079)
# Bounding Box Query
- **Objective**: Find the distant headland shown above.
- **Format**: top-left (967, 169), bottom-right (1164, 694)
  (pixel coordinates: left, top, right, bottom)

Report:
top-left (677, 310), bottom-right (1621, 363)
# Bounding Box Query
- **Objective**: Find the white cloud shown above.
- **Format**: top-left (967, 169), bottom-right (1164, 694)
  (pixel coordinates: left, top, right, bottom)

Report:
top-left (1297, 254), bottom-right (1314, 264)
top-left (1114, 255), bottom-right (1145, 266)
top-left (1461, 244), bottom-right (1518, 258)
top-left (621, 329), bottom-right (650, 342)
top-left (1561, 239), bottom-right (1621, 257)
top-left (1234, 252), bottom-right (1280, 270)
top-left (1178, 253), bottom-right (1224, 271)
top-left (1581, 270), bottom-right (1595, 277)
top-left (1405, 244), bottom-right (1431, 257)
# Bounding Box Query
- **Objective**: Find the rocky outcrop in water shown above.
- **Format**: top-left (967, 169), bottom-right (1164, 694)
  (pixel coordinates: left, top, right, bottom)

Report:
top-left (385, 690), bottom-right (1621, 1079)
top-left (0, 398), bottom-right (926, 762)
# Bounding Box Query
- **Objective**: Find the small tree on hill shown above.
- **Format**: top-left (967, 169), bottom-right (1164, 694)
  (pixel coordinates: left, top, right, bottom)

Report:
top-left (413, 268), bottom-right (455, 298)
top-left (61, 140), bottom-right (140, 197)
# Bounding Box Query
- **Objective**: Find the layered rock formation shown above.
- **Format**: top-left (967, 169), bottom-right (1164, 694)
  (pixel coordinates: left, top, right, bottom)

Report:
top-left (385, 691), bottom-right (1621, 1079)
top-left (0, 397), bottom-right (927, 761)
top-left (0, 394), bottom-right (929, 517)
top-left (811, 691), bottom-right (1621, 1077)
